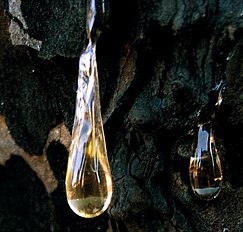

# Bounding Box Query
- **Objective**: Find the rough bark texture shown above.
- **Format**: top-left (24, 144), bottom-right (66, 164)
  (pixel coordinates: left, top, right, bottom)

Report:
top-left (0, 0), bottom-right (243, 231)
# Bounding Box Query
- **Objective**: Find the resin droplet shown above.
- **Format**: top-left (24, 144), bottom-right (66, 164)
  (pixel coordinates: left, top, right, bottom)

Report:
top-left (65, 43), bottom-right (113, 218)
top-left (189, 123), bottom-right (223, 200)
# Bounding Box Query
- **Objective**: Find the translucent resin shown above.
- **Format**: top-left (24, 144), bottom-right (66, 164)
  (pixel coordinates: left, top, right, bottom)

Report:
top-left (189, 123), bottom-right (223, 200)
top-left (65, 42), bottom-right (113, 218)
top-left (65, 0), bottom-right (113, 218)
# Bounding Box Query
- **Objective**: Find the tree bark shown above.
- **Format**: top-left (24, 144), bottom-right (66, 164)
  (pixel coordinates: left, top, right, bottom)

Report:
top-left (0, 0), bottom-right (243, 231)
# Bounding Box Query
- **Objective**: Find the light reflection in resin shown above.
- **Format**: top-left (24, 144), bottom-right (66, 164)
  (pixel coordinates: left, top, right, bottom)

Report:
top-left (189, 123), bottom-right (223, 201)
top-left (65, 0), bottom-right (113, 218)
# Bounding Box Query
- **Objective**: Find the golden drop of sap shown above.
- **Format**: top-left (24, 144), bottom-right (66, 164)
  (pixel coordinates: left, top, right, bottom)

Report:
top-left (65, 43), bottom-right (113, 218)
top-left (65, 128), bottom-right (113, 218)
top-left (189, 124), bottom-right (223, 201)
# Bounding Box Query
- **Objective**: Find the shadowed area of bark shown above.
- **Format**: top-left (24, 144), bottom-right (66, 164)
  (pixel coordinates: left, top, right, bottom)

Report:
top-left (0, 0), bottom-right (243, 231)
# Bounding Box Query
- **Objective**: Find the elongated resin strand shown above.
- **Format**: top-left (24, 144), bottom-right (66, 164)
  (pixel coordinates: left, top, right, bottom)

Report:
top-left (65, 42), bottom-right (113, 218)
top-left (65, 0), bottom-right (113, 218)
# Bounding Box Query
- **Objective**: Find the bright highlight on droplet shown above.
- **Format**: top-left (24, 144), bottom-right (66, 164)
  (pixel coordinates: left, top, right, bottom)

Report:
top-left (189, 124), bottom-right (223, 201)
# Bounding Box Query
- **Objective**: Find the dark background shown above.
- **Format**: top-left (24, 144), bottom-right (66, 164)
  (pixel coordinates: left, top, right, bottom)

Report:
top-left (0, 0), bottom-right (243, 231)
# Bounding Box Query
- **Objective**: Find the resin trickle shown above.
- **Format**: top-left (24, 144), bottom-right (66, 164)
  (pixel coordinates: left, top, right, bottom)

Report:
top-left (189, 123), bottom-right (223, 200)
top-left (189, 81), bottom-right (224, 201)
top-left (65, 0), bottom-right (113, 218)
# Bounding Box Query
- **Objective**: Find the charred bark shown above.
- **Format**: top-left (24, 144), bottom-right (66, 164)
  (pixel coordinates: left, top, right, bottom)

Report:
top-left (0, 0), bottom-right (243, 231)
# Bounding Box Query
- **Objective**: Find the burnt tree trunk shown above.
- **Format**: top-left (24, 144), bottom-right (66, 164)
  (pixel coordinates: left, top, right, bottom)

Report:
top-left (0, 0), bottom-right (243, 231)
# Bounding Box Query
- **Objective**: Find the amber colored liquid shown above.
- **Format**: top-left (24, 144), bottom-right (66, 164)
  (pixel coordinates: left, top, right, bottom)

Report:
top-left (189, 154), bottom-right (223, 201)
top-left (68, 196), bottom-right (108, 218)
top-left (66, 151), bottom-right (113, 218)
top-left (66, 21), bottom-right (113, 218)
top-left (189, 124), bottom-right (223, 201)
top-left (65, 124), bottom-right (113, 218)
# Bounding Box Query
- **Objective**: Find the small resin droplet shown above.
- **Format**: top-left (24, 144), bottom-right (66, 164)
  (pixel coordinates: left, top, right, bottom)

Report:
top-left (65, 42), bottom-right (113, 218)
top-left (189, 123), bottom-right (223, 200)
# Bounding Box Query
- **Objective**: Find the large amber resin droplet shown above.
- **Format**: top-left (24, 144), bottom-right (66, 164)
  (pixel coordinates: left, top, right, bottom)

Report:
top-left (189, 123), bottom-right (223, 201)
top-left (65, 43), bottom-right (113, 218)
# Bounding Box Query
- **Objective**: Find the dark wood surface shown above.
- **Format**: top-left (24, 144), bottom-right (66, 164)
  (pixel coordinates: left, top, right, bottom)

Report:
top-left (0, 0), bottom-right (242, 231)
